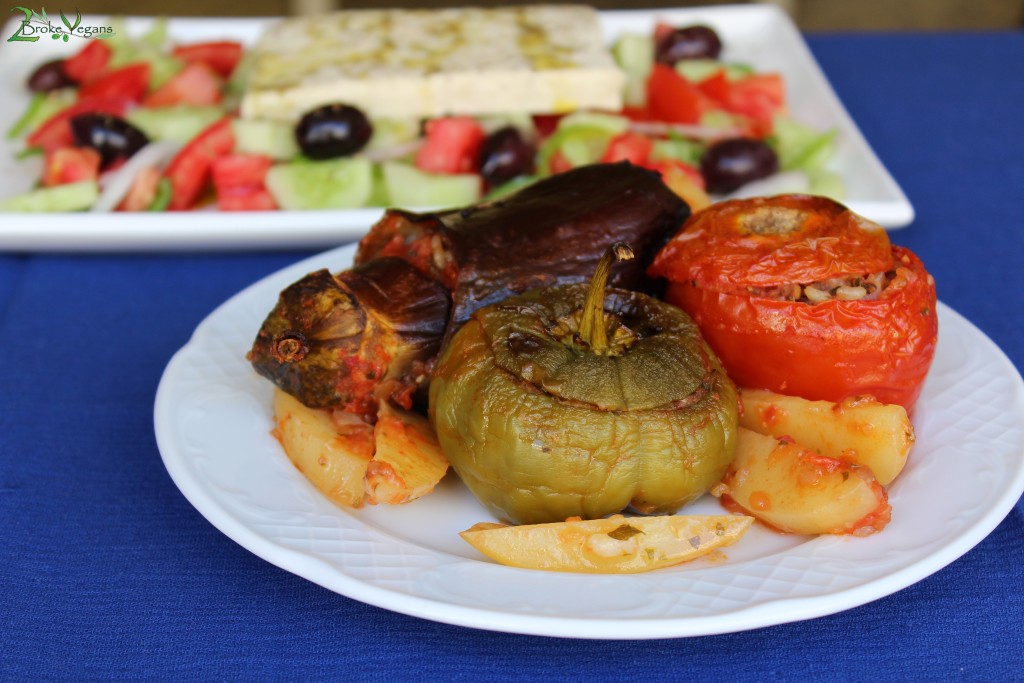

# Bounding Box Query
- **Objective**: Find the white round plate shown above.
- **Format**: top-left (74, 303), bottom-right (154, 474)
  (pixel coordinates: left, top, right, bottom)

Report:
top-left (154, 244), bottom-right (1024, 639)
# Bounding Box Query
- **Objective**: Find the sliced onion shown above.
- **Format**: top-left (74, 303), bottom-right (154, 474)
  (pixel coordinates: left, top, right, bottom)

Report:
top-left (92, 141), bottom-right (182, 213)
top-left (721, 171), bottom-right (810, 200)
top-left (628, 121), bottom-right (744, 141)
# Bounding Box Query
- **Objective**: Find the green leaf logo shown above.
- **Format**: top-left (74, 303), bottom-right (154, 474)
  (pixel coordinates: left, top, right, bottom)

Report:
top-left (58, 8), bottom-right (81, 41)
top-left (7, 6), bottom-right (39, 42)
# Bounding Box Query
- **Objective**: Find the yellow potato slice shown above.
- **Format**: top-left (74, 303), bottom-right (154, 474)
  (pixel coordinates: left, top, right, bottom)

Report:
top-left (718, 427), bottom-right (890, 536)
top-left (739, 389), bottom-right (915, 485)
top-left (660, 164), bottom-right (711, 212)
top-left (460, 514), bottom-right (752, 573)
top-left (366, 401), bottom-right (449, 505)
top-left (274, 390), bottom-right (449, 508)
top-left (273, 389), bottom-right (373, 508)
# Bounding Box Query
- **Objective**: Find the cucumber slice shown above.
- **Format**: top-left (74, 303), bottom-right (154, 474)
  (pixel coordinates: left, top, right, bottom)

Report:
top-left (382, 162), bottom-right (481, 208)
top-left (611, 32), bottom-right (653, 107)
top-left (266, 157), bottom-right (373, 210)
top-left (0, 180), bottom-right (99, 212)
top-left (770, 116), bottom-right (838, 172)
top-left (536, 113), bottom-right (628, 175)
top-left (651, 136), bottom-right (705, 167)
top-left (226, 52), bottom-right (253, 99)
top-left (556, 111), bottom-right (630, 136)
top-left (367, 163), bottom-right (390, 206)
top-left (139, 17), bottom-right (168, 50)
top-left (484, 175), bottom-right (536, 201)
top-left (699, 109), bottom-right (744, 130)
top-left (675, 60), bottom-right (755, 83)
top-left (232, 118), bottom-right (299, 160)
top-left (127, 106), bottom-right (224, 145)
top-left (366, 118), bottom-right (420, 151)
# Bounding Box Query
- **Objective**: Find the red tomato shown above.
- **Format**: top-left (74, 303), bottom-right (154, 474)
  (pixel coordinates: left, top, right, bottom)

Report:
top-left (722, 74), bottom-right (785, 131)
top-left (171, 41), bottom-right (243, 78)
top-left (600, 132), bottom-right (654, 166)
top-left (116, 166), bottom-right (162, 211)
top-left (78, 64), bottom-right (151, 103)
top-left (61, 40), bottom-right (112, 83)
top-left (163, 117), bottom-right (235, 210)
top-left (144, 63), bottom-right (223, 108)
top-left (695, 70), bottom-right (730, 104)
top-left (619, 105), bottom-right (651, 122)
top-left (218, 187), bottom-right (278, 211)
top-left (646, 64), bottom-right (715, 125)
top-left (42, 146), bottom-right (102, 186)
top-left (415, 117), bottom-right (485, 174)
top-left (26, 96), bottom-right (133, 153)
top-left (211, 153), bottom-right (273, 192)
top-left (648, 195), bottom-right (938, 412)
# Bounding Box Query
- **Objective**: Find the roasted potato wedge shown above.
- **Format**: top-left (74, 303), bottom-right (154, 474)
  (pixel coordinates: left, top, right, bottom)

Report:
top-left (718, 428), bottom-right (890, 536)
top-left (367, 401), bottom-right (449, 505)
top-left (273, 389), bottom-right (373, 508)
top-left (274, 389), bottom-right (448, 507)
top-left (739, 389), bottom-right (914, 485)
top-left (460, 514), bottom-right (752, 573)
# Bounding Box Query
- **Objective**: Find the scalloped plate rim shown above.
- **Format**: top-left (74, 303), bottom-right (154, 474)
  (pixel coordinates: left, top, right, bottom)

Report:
top-left (153, 243), bottom-right (1024, 639)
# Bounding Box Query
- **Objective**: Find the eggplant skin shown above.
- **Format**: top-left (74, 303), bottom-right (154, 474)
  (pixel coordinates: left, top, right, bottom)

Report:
top-left (442, 162), bottom-right (689, 329)
top-left (355, 162), bottom-right (691, 335)
top-left (248, 258), bottom-right (450, 415)
top-left (253, 162), bottom-right (690, 413)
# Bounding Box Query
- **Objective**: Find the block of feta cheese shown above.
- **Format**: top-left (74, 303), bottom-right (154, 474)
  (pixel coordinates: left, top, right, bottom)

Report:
top-left (240, 5), bottom-right (624, 122)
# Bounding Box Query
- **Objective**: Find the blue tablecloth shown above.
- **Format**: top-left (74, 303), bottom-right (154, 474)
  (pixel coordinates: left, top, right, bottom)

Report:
top-left (2, 31), bottom-right (1022, 680)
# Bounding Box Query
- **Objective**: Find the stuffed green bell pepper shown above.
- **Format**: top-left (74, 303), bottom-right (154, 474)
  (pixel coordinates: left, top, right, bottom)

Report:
top-left (429, 243), bottom-right (739, 525)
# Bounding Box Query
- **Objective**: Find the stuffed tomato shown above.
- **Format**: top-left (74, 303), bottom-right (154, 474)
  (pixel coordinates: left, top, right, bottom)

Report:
top-left (648, 195), bottom-right (937, 411)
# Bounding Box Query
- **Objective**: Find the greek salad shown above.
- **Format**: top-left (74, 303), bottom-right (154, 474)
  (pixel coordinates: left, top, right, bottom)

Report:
top-left (2, 17), bottom-right (841, 214)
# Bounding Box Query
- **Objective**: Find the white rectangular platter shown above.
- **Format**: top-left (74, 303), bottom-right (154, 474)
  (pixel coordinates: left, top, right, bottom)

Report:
top-left (0, 6), bottom-right (914, 251)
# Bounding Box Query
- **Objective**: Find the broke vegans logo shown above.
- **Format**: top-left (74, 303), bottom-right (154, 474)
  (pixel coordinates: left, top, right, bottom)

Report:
top-left (7, 6), bottom-right (115, 42)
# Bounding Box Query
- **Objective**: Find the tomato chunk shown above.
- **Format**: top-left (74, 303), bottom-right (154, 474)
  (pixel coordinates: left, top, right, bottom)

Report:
top-left (415, 117), bottom-right (485, 174)
top-left (171, 41), bottom-right (244, 79)
top-left (144, 63), bottom-right (224, 108)
top-left (211, 153), bottom-right (273, 193)
top-left (163, 117), bottom-right (235, 210)
top-left (600, 132), bottom-right (654, 166)
top-left (218, 187), bottom-right (278, 211)
top-left (646, 64), bottom-right (715, 125)
top-left (26, 96), bottom-right (134, 153)
top-left (722, 74), bottom-right (785, 132)
top-left (78, 64), bottom-right (151, 103)
top-left (42, 146), bottom-right (102, 187)
top-left (61, 40), bottom-right (112, 83)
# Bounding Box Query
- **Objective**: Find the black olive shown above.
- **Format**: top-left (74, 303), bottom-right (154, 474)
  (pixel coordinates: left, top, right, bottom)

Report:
top-left (27, 59), bottom-right (75, 92)
top-left (295, 104), bottom-right (373, 160)
top-left (478, 127), bottom-right (535, 185)
top-left (69, 113), bottom-right (150, 168)
top-left (655, 25), bottom-right (723, 64)
top-left (700, 138), bottom-right (779, 194)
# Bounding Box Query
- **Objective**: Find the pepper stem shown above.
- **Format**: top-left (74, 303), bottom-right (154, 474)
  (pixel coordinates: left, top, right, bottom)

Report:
top-left (578, 242), bottom-right (634, 354)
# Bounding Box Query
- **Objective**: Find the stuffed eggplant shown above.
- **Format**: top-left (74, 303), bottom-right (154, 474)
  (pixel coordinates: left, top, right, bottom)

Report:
top-left (249, 162), bottom-right (689, 414)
